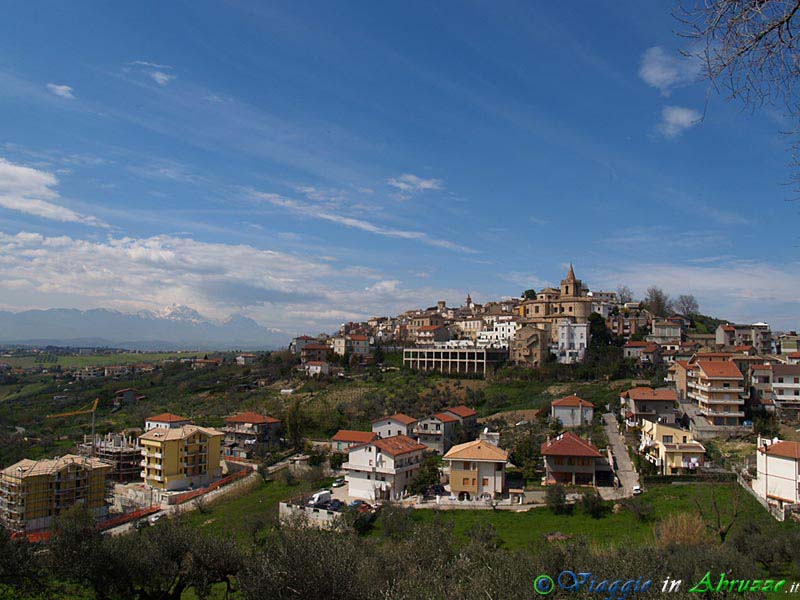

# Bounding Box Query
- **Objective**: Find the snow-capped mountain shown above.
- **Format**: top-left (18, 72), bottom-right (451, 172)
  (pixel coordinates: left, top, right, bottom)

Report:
top-left (0, 306), bottom-right (288, 350)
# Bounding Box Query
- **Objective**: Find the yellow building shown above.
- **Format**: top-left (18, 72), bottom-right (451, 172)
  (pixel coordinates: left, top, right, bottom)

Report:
top-left (443, 439), bottom-right (508, 500)
top-left (639, 420), bottom-right (705, 475)
top-left (518, 265), bottom-right (594, 340)
top-left (0, 454), bottom-right (111, 533)
top-left (139, 425), bottom-right (223, 491)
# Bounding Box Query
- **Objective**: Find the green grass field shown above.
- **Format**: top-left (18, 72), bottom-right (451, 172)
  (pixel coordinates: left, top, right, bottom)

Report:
top-left (408, 483), bottom-right (788, 550)
top-left (1, 351), bottom-right (206, 368)
top-left (182, 476), bottom-right (332, 542)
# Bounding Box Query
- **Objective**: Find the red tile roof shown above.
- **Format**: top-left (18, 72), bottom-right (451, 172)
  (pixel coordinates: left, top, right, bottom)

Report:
top-left (541, 432), bottom-right (601, 458)
top-left (624, 341), bottom-right (648, 347)
top-left (444, 405), bottom-right (477, 418)
top-left (418, 325), bottom-right (443, 331)
top-left (761, 440), bottom-right (800, 460)
top-left (431, 412), bottom-right (459, 423)
top-left (373, 434), bottom-right (427, 456)
top-left (147, 412), bottom-right (190, 423)
top-left (302, 344), bottom-right (330, 351)
top-left (622, 387), bottom-right (677, 402)
top-left (372, 413), bottom-right (418, 425)
top-left (349, 334), bottom-right (368, 341)
top-left (696, 360), bottom-right (743, 379)
top-left (305, 361), bottom-right (328, 366)
top-left (332, 430), bottom-right (378, 444)
top-left (225, 412), bottom-right (279, 425)
top-left (788, 352), bottom-right (800, 359)
top-left (551, 395), bottom-right (594, 408)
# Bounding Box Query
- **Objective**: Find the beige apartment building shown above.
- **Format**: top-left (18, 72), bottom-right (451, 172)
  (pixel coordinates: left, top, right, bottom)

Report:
top-left (687, 360), bottom-right (745, 426)
top-left (0, 454), bottom-right (111, 533)
top-left (139, 425), bottom-right (223, 491)
top-left (443, 439), bottom-right (508, 500)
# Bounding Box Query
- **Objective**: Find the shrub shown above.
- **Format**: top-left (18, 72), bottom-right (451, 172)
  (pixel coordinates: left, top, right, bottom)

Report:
top-left (545, 483), bottom-right (567, 514)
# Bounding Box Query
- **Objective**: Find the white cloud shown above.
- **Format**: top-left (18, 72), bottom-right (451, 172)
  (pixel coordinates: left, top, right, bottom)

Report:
top-left (0, 158), bottom-right (106, 226)
top-left (149, 71), bottom-right (175, 86)
top-left (126, 61), bottom-right (176, 86)
top-left (252, 190), bottom-right (476, 253)
top-left (387, 173), bottom-right (443, 193)
top-left (46, 83), bottom-right (75, 99)
top-left (656, 106), bottom-right (701, 138)
top-left (639, 46), bottom-right (701, 95)
top-left (0, 230), bottom-right (462, 331)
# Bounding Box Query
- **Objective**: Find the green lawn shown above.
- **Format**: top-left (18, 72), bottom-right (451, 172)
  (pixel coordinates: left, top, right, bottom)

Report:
top-left (182, 476), bottom-right (332, 542)
top-left (409, 483), bottom-right (789, 550)
top-left (1, 351), bottom-right (206, 368)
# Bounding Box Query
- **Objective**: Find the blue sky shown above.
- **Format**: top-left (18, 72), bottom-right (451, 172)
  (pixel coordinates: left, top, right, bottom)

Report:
top-left (0, 1), bottom-right (798, 333)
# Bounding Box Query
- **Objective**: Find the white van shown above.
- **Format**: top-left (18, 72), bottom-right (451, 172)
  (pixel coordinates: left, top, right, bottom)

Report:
top-left (307, 489), bottom-right (332, 506)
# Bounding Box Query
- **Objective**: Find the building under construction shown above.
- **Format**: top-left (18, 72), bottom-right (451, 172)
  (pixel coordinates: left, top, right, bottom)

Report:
top-left (79, 433), bottom-right (142, 483)
top-left (0, 454), bottom-right (111, 533)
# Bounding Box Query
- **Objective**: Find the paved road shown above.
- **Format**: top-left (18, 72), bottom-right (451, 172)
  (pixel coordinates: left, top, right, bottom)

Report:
top-left (600, 412), bottom-right (639, 500)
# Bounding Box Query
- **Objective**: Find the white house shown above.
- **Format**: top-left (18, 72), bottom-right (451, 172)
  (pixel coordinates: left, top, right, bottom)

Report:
top-left (550, 395), bottom-right (594, 428)
top-left (476, 318), bottom-right (521, 349)
top-left (235, 353), bottom-right (257, 366)
top-left (344, 435), bottom-right (427, 501)
top-left (372, 413), bottom-right (418, 438)
top-left (144, 412), bottom-right (192, 431)
top-left (304, 361), bottom-right (330, 377)
top-left (554, 320), bottom-right (589, 364)
top-left (753, 437), bottom-right (800, 509)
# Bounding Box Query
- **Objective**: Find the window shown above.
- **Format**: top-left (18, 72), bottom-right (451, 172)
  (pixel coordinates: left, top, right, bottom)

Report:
top-left (462, 477), bottom-right (470, 485)
top-left (663, 435), bottom-right (673, 443)
top-left (482, 478), bottom-right (489, 486)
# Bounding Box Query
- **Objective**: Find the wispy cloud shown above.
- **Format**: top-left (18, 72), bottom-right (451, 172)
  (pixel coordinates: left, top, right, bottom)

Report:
top-left (126, 60), bottom-right (176, 86)
top-left (656, 106), bottom-right (701, 138)
top-left (46, 83), bottom-right (75, 99)
top-left (387, 173), bottom-right (443, 194)
top-left (252, 190), bottom-right (476, 253)
top-left (639, 46), bottom-right (701, 95)
top-left (0, 158), bottom-right (107, 226)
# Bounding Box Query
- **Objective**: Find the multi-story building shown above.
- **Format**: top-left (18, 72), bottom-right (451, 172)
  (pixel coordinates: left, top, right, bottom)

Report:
top-left (222, 412), bottom-right (281, 459)
top-left (620, 387), bottom-right (678, 427)
top-left (606, 310), bottom-right (651, 341)
top-left (554, 319), bottom-right (590, 364)
top-left (332, 334), bottom-right (371, 356)
top-left (749, 364), bottom-right (774, 412)
top-left (403, 347), bottom-right (506, 376)
top-left (408, 312), bottom-right (445, 339)
top-left (510, 324), bottom-right (550, 368)
top-left (772, 364), bottom-right (800, 418)
top-left (476, 318), bottom-right (520, 349)
top-left (0, 455), bottom-right (111, 533)
top-left (301, 343), bottom-right (330, 364)
top-left (753, 437), bottom-right (800, 509)
top-left (372, 413), bottom-right (418, 438)
top-left (452, 317), bottom-right (484, 341)
top-left (145, 412), bottom-right (192, 432)
top-left (551, 395), bottom-right (594, 428)
top-left (139, 425), bottom-right (223, 491)
top-left (541, 432), bottom-right (608, 486)
top-left (344, 435), bottom-right (427, 501)
top-left (716, 323), bottom-right (772, 355)
top-left (686, 360), bottom-right (745, 427)
top-left (79, 433), bottom-right (142, 482)
top-left (442, 405), bottom-right (478, 431)
top-left (443, 439), bottom-right (508, 500)
top-left (290, 335), bottom-right (318, 356)
top-left (415, 412), bottom-right (460, 454)
top-left (518, 266), bottom-right (594, 339)
top-left (666, 360), bottom-right (692, 399)
top-left (647, 320), bottom-right (683, 346)
top-left (416, 325), bottom-right (450, 346)
top-left (639, 420), bottom-right (705, 475)
top-left (623, 341), bottom-right (661, 364)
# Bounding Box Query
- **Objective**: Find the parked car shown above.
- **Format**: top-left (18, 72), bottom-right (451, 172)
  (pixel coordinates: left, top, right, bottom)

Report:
top-left (307, 489), bottom-right (332, 506)
top-left (632, 485), bottom-right (643, 495)
top-left (133, 519), bottom-right (149, 530)
top-left (328, 499), bottom-right (344, 511)
top-left (331, 477), bottom-right (345, 488)
top-left (148, 513), bottom-right (164, 525)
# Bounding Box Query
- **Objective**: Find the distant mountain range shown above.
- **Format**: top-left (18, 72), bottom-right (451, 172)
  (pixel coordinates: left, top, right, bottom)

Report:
top-left (0, 305), bottom-right (289, 350)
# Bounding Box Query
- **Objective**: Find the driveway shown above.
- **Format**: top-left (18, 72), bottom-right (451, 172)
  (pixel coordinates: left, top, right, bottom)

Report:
top-left (600, 412), bottom-right (639, 500)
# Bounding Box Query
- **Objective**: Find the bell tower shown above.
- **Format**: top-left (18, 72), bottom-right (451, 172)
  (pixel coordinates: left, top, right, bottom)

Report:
top-left (560, 264), bottom-right (582, 297)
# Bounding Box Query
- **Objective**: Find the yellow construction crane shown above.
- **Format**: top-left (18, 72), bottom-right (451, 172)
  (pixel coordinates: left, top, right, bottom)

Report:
top-left (47, 398), bottom-right (100, 456)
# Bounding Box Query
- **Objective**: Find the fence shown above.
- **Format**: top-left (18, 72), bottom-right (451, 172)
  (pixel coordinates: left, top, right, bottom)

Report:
top-left (98, 505), bottom-right (160, 530)
top-left (170, 468), bottom-right (253, 506)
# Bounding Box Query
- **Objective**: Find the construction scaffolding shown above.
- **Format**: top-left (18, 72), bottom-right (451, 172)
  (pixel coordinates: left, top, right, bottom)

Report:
top-left (79, 433), bottom-right (142, 483)
top-left (0, 454), bottom-right (111, 533)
